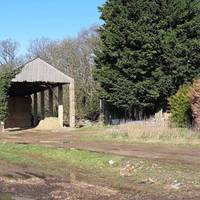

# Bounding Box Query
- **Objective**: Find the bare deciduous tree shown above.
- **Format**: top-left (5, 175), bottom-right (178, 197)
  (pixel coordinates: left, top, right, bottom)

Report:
top-left (0, 39), bottom-right (19, 66)
top-left (27, 26), bottom-right (100, 120)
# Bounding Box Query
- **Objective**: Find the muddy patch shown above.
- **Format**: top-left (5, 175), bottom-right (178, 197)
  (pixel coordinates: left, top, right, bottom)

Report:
top-left (0, 174), bottom-right (200, 200)
top-left (0, 176), bottom-right (125, 200)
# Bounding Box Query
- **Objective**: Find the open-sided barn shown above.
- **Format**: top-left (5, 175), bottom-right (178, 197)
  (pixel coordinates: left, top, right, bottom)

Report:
top-left (6, 57), bottom-right (75, 129)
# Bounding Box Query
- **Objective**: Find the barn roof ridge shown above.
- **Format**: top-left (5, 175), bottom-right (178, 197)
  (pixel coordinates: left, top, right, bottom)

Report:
top-left (12, 57), bottom-right (73, 84)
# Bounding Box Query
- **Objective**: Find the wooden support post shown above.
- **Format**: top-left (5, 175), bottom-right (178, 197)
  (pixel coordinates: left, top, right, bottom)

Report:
top-left (0, 121), bottom-right (5, 133)
top-left (33, 93), bottom-right (38, 126)
top-left (40, 91), bottom-right (45, 119)
top-left (99, 99), bottom-right (104, 124)
top-left (58, 85), bottom-right (63, 127)
top-left (69, 81), bottom-right (75, 128)
top-left (48, 88), bottom-right (53, 116)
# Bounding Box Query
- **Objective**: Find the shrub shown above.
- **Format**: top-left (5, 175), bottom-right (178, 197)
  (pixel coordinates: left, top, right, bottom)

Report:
top-left (168, 85), bottom-right (192, 127)
top-left (0, 67), bottom-right (18, 122)
top-left (84, 95), bottom-right (100, 121)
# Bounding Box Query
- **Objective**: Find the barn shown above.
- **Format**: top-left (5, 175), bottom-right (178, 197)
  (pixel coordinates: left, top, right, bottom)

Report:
top-left (5, 57), bottom-right (75, 129)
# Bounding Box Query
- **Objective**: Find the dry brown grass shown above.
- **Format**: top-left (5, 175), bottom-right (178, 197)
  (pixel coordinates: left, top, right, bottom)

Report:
top-left (102, 122), bottom-right (200, 145)
top-left (118, 124), bottom-right (185, 139)
top-left (79, 120), bottom-right (200, 145)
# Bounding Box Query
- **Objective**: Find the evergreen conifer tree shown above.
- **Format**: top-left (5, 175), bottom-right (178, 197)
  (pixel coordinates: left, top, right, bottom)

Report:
top-left (94, 0), bottom-right (200, 117)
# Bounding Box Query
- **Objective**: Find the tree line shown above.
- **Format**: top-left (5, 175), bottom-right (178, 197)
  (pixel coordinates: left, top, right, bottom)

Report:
top-left (1, 0), bottom-right (200, 125)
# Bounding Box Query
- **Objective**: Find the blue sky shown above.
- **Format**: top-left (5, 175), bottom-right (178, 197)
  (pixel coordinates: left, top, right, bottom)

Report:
top-left (0, 0), bottom-right (105, 55)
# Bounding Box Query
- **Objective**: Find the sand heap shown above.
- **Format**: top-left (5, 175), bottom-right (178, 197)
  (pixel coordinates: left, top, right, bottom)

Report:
top-left (35, 117), bottom-right (61, 130)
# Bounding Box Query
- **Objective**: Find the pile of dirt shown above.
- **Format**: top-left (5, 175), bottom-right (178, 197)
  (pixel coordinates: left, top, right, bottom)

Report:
top-left (35, 117), bottom-right (61, 130)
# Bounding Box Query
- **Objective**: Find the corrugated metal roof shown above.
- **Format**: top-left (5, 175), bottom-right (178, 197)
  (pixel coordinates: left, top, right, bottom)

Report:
top-left (12, 57), bottom-right (73, 84)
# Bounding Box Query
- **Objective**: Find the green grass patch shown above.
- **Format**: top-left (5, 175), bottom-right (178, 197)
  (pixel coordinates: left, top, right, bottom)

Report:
top-left (0, 143), bottom-right (122, 172)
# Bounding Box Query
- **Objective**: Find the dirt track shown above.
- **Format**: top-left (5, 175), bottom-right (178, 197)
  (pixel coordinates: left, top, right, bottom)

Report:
top-left (1, 129), bottom-right (200, 199)
top-left (1, 129), bottom-right (200, 166)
